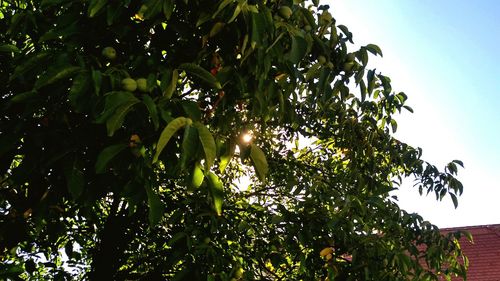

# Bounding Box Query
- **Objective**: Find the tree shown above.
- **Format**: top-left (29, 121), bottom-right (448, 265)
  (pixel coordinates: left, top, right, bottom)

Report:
top-left (0, 0), bottom-right (469, 280)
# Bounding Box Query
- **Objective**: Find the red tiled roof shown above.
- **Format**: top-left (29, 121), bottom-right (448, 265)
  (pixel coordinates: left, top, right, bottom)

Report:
top-left (441, 224), bottom-right (500, 281)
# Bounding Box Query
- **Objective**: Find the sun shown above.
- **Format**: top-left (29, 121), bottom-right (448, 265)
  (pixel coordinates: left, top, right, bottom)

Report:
top-left (241, 131), bottom-right (253, 143)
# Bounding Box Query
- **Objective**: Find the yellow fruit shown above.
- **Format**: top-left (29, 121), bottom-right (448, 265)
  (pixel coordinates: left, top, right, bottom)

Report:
top-left (319, 247), bottom-right (333, 257)
top-left (234, 267), bottom-right (244, 278)
top-left (186, 118), bottom-right (193, 126)
top-left (326, 253), bottom-right (333, 261)
top-left (121, 78), bottom-right (137, 92)
top-left (136, 78), bottom-right (148, 92)
top-left (102, 47), bottom-right (117, 60)
top-left (279, 6), bottom-right (293, 19)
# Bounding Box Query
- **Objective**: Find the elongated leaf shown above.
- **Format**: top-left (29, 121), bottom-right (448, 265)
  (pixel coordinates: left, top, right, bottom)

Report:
top-left (35, 65), bottom-right (81, 89)
top-left (64, 158), bottom-right (84, 199)
top-left (194, 122), bottom-right (216, 171)
top-left (163, 0), bottom-right (174, 19)
top-left (250, 144), bottom-right (268, 181)
top-left (287, 35), bottom-right (307, 64)
top-left (153, 117), bottom-right (191, 163)
top-left (178, 63), bottom-right (221, 89)
top-left (0, 44), bottom-right (20, 53)
top-left (190, 162), bottom-right (204, 188)
top-left (88, 0), bottom-right (107, 17)
top-left (11, 52), bottom-right (51, 81)
top-left (96, 91), bottom-right (139, 123)
top-left (164, 69), bottom-right (178, 99)
top-left (207, 172), bottom-right (224, 216)
top-left (145, 181), bottom-right (164, 226)
top-left (364, 43), bottom-right (383, 57)
top-left (180, 125), bottom-right (198, 170)
top-left (95, 143), bottom-right (127, 174)
top-left (106, 100), bottom-right (139, 136)
top-left (219, 140), bottom-right (235, 173)
top-left (69, 72), bottom-right (91, 112)
top-left (142, 95), bottom-right (159, 130)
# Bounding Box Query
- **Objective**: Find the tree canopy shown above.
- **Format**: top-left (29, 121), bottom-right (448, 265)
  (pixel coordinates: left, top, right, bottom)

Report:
top-left (0, 0), bottom-right (469, 280)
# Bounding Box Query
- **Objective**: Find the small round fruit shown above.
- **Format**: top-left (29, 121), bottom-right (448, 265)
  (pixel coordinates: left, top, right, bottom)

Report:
top-left (343, 62), bottom-right (355, 72)
top-left (121, 78), bottom-right (137, 92)
top-left (102, 47), bottom-right (117, 60)
top-left (279, 6), bottom-right (293, 19)
top-left (304, 25), bottom-right (312, 32)
top-left (203, 237), bottom-right (211, 244)
top-left (317, 55), bottom-right (327, 65)
top-left (326, 62), bottom-right (334, 69)
top-left (136, 78), bottom-right (148, 92)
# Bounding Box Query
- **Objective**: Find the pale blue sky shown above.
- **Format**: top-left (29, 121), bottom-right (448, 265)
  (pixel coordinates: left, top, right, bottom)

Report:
top-left (330, 1), bottom-right (500, 227)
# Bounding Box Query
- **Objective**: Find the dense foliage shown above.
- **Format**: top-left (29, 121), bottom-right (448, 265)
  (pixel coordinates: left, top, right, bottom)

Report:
top-left (0, 0), bottom-right (469, 280)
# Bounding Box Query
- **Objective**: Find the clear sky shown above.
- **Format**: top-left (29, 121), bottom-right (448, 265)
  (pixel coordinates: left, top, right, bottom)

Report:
top-left (330, 0), bottom-right (500, 227)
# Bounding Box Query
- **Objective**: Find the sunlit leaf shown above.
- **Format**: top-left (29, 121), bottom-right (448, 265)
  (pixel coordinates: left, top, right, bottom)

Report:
top-left (153, 117), bottom-right (191, 163)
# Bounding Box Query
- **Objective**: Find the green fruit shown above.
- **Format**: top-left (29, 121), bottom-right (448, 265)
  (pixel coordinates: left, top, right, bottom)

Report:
top-left (304, 25), bottom-right (312, 32)
top-left (343, 62), bottom-right (355, 73)
top-left (102, 46), bottom-right (117, 60)
top-left (136, 78), bottom-right (148, 92)
top-left (317, 55), bottom-right (327, 65)
top-left (121, 78), bottom-right (137, 92)
top-left (203, 237), bottom-right (211, 244)
top-left (326, 62), bottom-right (334, 69)
top-left (279, 6), bottom-right (292, 19)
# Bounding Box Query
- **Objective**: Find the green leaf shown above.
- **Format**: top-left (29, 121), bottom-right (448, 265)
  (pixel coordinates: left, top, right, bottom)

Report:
top-left (163, 69), bottom-right (178, 99)
top-left (250, 144), bottom-right (268, 181)
top-left (64, 158), bottom-right (84, 199)
top-left (153, 117), bottom-right (191, 163)
top-left (219, 140), bottom-right (235, 173)
top-left (450, 193), bottom-right (458, 209)
top-left (143, 0), bottom-right (162, 19)
top-left (194, 122), bottom-right (216, 171)
top-left (95, 143), bottom-right (127, 174)
top-left (207, 172), bottom-right (224, 216)
top-left (142, 95), bottom-right (159, 130)
top-left (11, 52), bottom-right (51, 81)
top-left (106, 100), bottom-right (139, 136)
top-left (0, 44), bottom-right (20, 53)
top-left (190, 162), bottom-right (204, 188)
top-left (69, 72), bottom-right (91, 112)
top-left (34, 66), bottom-right (81, 89)
top-left (181, 100), bottom-right (202, 121)
top-left (178, 63), bottom-right (221, 89)
top-left (180, 125), bottom-right (198, 170)
top-left (365, 44), bottom-right (383, 57)
top-left (251, 12), bottom-right (266, 48)
top-left (287, 35), bottom-right (308, 64)
top-left (145, 181), bottom-right (164, 226)
top-left (96, 91), bottom-right (139, 124)
top-left (163, 0), bottom-right (174, 19)
top-left (88, 0), bottom-right (107, 17)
